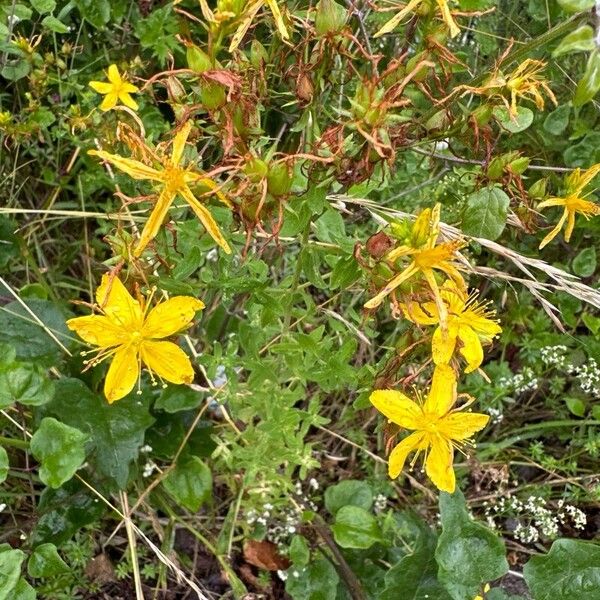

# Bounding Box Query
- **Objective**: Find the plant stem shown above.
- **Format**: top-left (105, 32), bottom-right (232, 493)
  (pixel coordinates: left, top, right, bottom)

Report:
top-left (0, 436), bottom-right (29, 450)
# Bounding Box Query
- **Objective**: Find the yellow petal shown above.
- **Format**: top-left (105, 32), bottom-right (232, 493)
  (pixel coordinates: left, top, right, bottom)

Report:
top-left (423, 363), bottom-right (456, 416)
top-left (133, 187), bottom-right (176, 257)
top-left (438, 412), bottom-right (489, 441)
top-left (178, 185), bottom-right (232, 253)
top-left (104, 344), bottom-right (140, 403)
top-left (461, 310), bottom-right (501, 340)
top-left (88, 150), bottom-right (163, 181)
top-left (96, 274), bottom-right (143, 330)
top-left (436, 0), bottom-right (460, 38)
top-left (121, 82), bottom-right (139, 94)
top-left (99, 93), bottom-right (118, 111)
top-left (143, 296), bottom-right (205, 339)
top-left (265, 0), bottom-right (290, 40)
top-left (388, 431), bottom-right (425, 479)
top-left (457, 325), bottom-right (484, 373)
top-left (118, 92), bottom-right (139, 111)
top-left (572, 162), bottom-right (600, 192)
top-left (537, 197), bottom-right (566, 210)
top-left (107, 64), bottom-right (122, 85)
top-left (539, 207), bottom-right (568, 249)
top-left (425, 435), bottom-right (455, 493)
top-left (401, 301), bottom-right (438, 325)
top-left (140, 340), bottom-right (195, 385)
top-left (171, 121), bottom-right (193, 166)
top-left (432, 322), bottom-right (458, 365)
top-left (185, 172), bottom-right (232, 207)
top-left (370, 389), bottom-right (422, 429)
top-left (564, 209), bottom-right (576, 242)
top-left (229, 0), bottom-right (264, 52)
top-left (374, 0), bottom-right (422, 38)
top-left (89, 81), bottom-right (113, 94)
top-left (364, 262), bottom-right (419, 309)
top-left (66, 314), bottom-right (127, 347)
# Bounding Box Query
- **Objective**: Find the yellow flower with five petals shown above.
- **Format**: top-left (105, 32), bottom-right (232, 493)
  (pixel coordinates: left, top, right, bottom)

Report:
top-left (401, 280), bottom-right (501, 373)
top-left (89, 121), bottom-right (232, 257)
top-left (66, 274), bottom-right (204, 403)
top-left (364, 204), bottom-right (466, 326)
top-left (538, 163), bottom-right (600, 249)
top-left (89, 64), bottom-right (139, 112)
top-left (370, 364), bottom-right (489, 493)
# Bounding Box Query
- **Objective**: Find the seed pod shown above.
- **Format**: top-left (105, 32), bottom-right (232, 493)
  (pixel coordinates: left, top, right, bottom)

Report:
top-left (366, 231), bottom-right (394, 259)
top-left (244, 157), bottom-right (269, 183)
top-left (200, 82), bottom-right (226, 110)
top-left (509, 156), bottom-right (530, 175)
top-left (529, 178), bottom-right (547, 199)
top-left (315, 0), bottom-right (347, 36)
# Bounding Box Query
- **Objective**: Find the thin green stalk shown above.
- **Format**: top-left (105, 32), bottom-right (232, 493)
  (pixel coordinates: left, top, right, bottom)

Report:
top-left (0, 436), bottom-right (29, 450)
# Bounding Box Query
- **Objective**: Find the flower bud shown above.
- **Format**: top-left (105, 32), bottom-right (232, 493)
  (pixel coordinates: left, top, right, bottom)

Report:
top-left (529, 178), bottom-right (547, 199)
top-left (267, 162), bottom-right (293, 196)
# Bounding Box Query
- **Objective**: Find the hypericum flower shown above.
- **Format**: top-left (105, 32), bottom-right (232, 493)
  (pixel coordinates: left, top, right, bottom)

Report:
top-left (364, 204), bottom-right (466, 325)
top-left (66, 274), bottom-right (204, 403)
top-left (458, 59), bottom-right (556, 117)
top-left (401, 280), bottom-right (501, 373)
top-left (370, 364), bottom-right (489, 493)
top-left (374, 0), bottom-right (460, 39)
top-left (89, 64), bottom-right (139, 112)
top-left (538, 163), bottom-right (600, 249)
top-left (89, 121), bottom-right (232, 256)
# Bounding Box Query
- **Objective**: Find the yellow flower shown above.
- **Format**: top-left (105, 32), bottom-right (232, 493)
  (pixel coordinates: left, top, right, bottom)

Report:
top-left (370, 364), bottom-right (489, 493)
top-left (89, 64), bottom-right (139, 112)
top-left (89, 121), bottom-right (232, 256)
top-left (474, 583), bottom-right (491, 600)
top-left (459, 59), bottom-right (556, 117)
top-left (538, 163), bottom-right (600, 249)
top-left (364, 204), bottom-right (466, 326)
top-left (67, 274), bottom-right (204, 403)
top-left (374, 0), bottom-right (460, 39)
top-left (402, 280), bottom-right (501, 373)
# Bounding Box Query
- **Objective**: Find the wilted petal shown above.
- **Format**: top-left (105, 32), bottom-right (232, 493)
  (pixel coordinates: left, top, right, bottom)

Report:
top-left (374, 0), bottom-right (422, 38)
top-left (370, 389), bottom-right (422, 429)
top-left (425, 435), bottom-right (455, 493)
top-left (388, 431), bottom-right (425, 479)
top-left (564, 209), bottom-right (576, 242)
top-left (171, 121), bottom-right (193, 166)
top-left (143, 296), bottom-right (205, 339)
top-left (140, 340), bottom-right (195, 385)
top-left (364, 262), bottom-right (419, 309)
top-left (401, 301), bottom-right (438, 325)
top-left (133, 187), bottom-right (177, 257)
top-left (104, 345), bottom-right (139, 403)
top-left (457, 325), bottom-right (484, 373)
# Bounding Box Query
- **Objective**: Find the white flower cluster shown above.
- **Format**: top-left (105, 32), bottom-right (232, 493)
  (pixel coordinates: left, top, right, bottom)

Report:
top-left (484, 494), bottom-right (587, 545)
top-left (374, 493), bottom-right (388, 514)
top-left (487, 407), bottom-right (504, 425)
top-left (569, 358), bottom-right (600, 398)
top-left (498, 367), bottom-right (538, 395)
top-left (540, 345), bottom-right (568, 369)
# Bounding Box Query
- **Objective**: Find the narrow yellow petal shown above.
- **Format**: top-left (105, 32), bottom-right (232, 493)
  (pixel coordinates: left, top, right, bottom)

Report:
top-left (118, 92), bottom-right (139, 111)
top-left (171, 121), bottom-right (193, 166)
top-left (438, 412), bottom-right (489, 441)
top-left (436, 0), bottom-right (460, 38)
top-left (537, 197), bottom-right (566, 210)
top-left (89, 150), bottom-right (163, 181)
top-left (431, 322), bottom-right (459, 366)
top-left (369, 389), bottom-right (422, 429)
top-left (423, 363), bottom-right (456, 416)
top-left (265, 0), bottom-right (290, 40)
top-left (143, 296), bottom-right (205, 339)
top-left (563, 209), bottom-right (576, 242)
top-left (388, 431), bottom-right (426, 479)
top-left (539, 207), bottom-right (568, 249)
top-left (364, 262), bottom-right (419, 309)
top-left (573, 162), bottom-right (600, 192)
top-left (457, 325), bottom-right (484, 373)
top-left (140, 340), bottom-right (195, 384)
top-left (425, 435), bottom-right (455, 493)
top-left (99, 93), bottom-right (118, 111)
top-left (401, 301), bottom-right (438, 325)
top-left (104, 345), bottom-right (140, 403)
top-left (66, 314), bottom-right (127, 347)
top-left (374, 0), bottom-right (422, 38)
top-left (185, 172), bottom-right (232, 207)
top-left (133, 187), bottom-right (176, 257)
top-left (107, 64), bottom-right (122, 85)
top-left (96, 274), bottom-right (143, 330)
top-left (229, 0), bottom-right (264, 52)
top-left (121, 82), bottom-right (139, 94)
top-left (178, 185), bottom-right (232, 253)
top-left (89, 81), bottom-right (113, 94)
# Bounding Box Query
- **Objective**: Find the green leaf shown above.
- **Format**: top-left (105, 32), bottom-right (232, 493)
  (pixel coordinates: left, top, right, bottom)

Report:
top-left (461, 187), bottom-right (510, 240)
top-left (0, 218), bottom-right (19, 270)
top-left (574, 51), bottom-right (600, 107)
top-left (523, 538), bottom-right (600, 599)
top-left (73, 0), bottom-right (110, 28)
top-left (155, 385), bottom-right (203, 413)
top-left (330, 255), bottom-right (361, 290)
top-left (285, 558), bottom-right (339, 600)
top-left (30, 418), bottom-right (88, 489)
top-left (40, 15), bottom-right (68, 33)
top-left (12, 578), bottom-right (36, 600)
top-left (557, 0), bottom-right (594, 12)
top-left (1, 60), bottom-right (30, 82)
top-left (0, 447), bottom-right (9, 484)
top-left (572, 247), bottom-right (596, 277)
top-left (289, 535), bottom-right (310, 567)
top-left (582, 312), bottom-right (600, 335)
top-left (565, 397), bottom-right (586, 417)
top-left (0, 545), bottom-right (26, 600)
top-left (553, 25), bottom-right (595, 57)
top-left (162, 456), bottom-right (212, 512)
top-left (436, 489), bottom-right (508, 600)
top-left (42, 379), bottom-right (154, 488)
top-left (31, 0), bottom-right (56, 14)
top-left (324, 480), bottom-right (373, 515)
top-left (0, 362), bottom-right (55, 408)
top-left (543, 105), bottom-right (570, 136)
top-left (300, 249), bottom-right (327, 288)
top-left (493, 106), bottom-right (534, 133)
top-left (331, 505), bottom-right (383, 549)
top-left (27, 543), bottom-right (69, 578)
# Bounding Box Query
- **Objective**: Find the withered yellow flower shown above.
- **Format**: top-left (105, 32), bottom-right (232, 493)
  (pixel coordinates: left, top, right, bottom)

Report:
top-left (364, 204), bottom-right (466, 325)
top-left (89, 121), bottom-right (232, 256)
top-left (67, 274), bottom-right (204, 403)
top-left (402, 280), bottom-right (501, 373)
top-left (89, 64), bottom-right (139, 112)
top-left (374, 0), bottom-right (460, 39)
top-left (538, 163), bottom-right (600, 249)
top-left (370, 364), bottom-right (489, 493)
top-left (229, 0), bottom-right (290, 52)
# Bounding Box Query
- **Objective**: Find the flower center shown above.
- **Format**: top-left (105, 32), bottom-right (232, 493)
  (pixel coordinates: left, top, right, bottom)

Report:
top-left (164, 166), bottom-right (186, 190)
